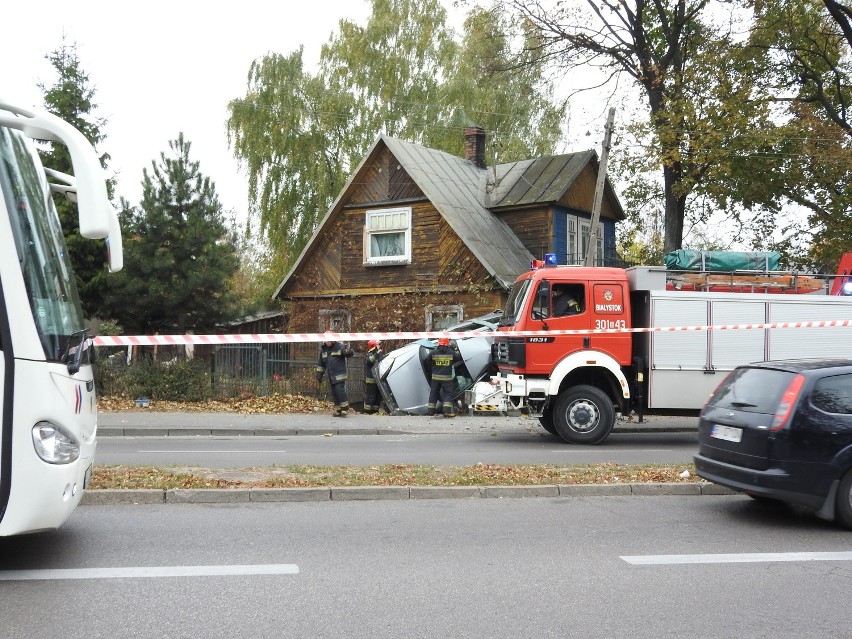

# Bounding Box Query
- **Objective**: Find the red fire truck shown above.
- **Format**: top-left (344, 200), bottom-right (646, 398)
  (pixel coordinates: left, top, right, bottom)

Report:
top-left (492, 254), bottom-right (852, 445)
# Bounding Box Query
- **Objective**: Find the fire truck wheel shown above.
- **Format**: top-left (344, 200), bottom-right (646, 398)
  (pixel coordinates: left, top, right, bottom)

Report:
top-left (539, 406), bottom-right (558, 435)
top-left (552, 385), bottom-right (615, 445)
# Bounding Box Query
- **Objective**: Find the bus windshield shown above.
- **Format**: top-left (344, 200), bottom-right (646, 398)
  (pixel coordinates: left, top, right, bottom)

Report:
top-left (0, 126), bottom-right (87, 363)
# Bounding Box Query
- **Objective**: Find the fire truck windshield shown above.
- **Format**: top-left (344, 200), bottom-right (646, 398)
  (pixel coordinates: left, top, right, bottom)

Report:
top-left (500, 278), bottom-right (532, 326)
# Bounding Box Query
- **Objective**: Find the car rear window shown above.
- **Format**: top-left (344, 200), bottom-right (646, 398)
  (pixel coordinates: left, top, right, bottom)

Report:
top-left (707, 367), bottom-right (797, 413)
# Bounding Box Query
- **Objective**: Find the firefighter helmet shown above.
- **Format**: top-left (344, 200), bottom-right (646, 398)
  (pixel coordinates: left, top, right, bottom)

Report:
top-left (437, 337), bottom-right (450, 346)
top-left (368, 339), bottom-right (380, 348)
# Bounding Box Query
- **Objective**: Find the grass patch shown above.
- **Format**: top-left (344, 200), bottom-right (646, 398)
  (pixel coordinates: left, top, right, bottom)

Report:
top-left (90, 463), bottom-right (700, 490)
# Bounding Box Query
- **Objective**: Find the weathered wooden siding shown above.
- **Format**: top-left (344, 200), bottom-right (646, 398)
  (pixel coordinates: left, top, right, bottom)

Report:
top-left (348, 146), bottom-right (423, 204)
top-left (285, 225), bottom-right (341, 295)
top-left (556, 164), bottom-right (620, 219)
top-left (288, 201), bottom-right (497, 297)
top-left (285, 293), bottom-right (504, 338)
top-left (495, 208), bottom-right (553, 258)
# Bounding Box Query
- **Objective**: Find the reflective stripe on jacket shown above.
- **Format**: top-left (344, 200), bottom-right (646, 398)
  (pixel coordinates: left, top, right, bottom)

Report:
top-left (429, 345), bottom-right (460, 382)
top-left (317, 342), bottom-right (354, 383)
top-left (365, 348), bottom-right (384, 384)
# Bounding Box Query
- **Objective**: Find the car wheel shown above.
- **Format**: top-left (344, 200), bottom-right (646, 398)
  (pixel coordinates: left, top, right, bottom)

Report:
top-left (552, 385), bottom-right (615, 445)
top-left (539, 406), bottom-right (557, 435)
top-left (835, 470), bottom-right (852, 529)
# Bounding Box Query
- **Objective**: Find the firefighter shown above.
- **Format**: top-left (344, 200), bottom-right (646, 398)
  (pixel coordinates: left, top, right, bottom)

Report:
top-left (363, 339), bottom-right (385, 414)
top-left (316, 339), bottom-right (354, 417)
top-left (427, 337), bottom-right (462, 417)
top-left (553, 286), bottom-right (581, 316)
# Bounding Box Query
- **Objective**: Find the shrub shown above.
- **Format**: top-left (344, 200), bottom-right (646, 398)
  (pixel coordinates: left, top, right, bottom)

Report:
top-left (95, 356), bottom-right (212, 402)
top-left (129, 359), bottom-right (212, 402)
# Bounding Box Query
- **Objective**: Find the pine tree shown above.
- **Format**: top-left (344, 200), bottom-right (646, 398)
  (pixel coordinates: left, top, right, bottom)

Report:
top-left (39, 39), bottom-right (115, 316)
top-left (104, 134), bottom-right (239, 334)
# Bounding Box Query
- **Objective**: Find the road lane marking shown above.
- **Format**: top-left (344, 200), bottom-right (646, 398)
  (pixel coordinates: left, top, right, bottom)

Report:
top-left (621, 552), bottom-right (852, 565)
top-left (0, 564), bottom-right (299, 581)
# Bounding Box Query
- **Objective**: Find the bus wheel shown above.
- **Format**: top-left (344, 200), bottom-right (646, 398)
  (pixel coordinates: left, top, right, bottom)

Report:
top-left (553, 385), bottom-right (615, 445)
top-left (539, 406), bottom-right (558, 435)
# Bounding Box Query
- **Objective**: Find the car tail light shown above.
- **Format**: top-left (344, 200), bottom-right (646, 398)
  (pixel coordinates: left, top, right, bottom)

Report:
top-left (770, 374), bottom-right (805, 431)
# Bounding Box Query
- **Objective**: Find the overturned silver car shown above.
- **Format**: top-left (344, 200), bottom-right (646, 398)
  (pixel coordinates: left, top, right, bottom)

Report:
top-left (373, 312), bottom-right (501, 415)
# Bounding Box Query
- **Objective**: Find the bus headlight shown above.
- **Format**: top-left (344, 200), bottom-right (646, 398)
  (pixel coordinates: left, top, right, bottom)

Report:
top-left (32, 422), bottom-right (80, 464)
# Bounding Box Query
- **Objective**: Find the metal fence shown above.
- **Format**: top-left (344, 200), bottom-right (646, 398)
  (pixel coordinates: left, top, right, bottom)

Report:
top-left (94, 343), bottom-right (366, 403)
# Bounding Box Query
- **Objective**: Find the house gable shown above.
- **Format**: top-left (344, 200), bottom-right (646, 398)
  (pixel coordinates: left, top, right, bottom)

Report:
top-left (348, 145), bottom-right (424, 204)
top-left (280, 141), bottom-right (495, 300)
top-left (556, 162), bottom-right (622, 219)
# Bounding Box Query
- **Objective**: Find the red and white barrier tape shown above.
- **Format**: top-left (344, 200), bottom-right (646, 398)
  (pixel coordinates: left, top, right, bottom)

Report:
top-left (91, 318), bottom-right (852, 347)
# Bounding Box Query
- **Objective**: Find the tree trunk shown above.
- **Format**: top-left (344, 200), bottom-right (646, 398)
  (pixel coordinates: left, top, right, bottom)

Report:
top-left (662, 164), bottom-right (686, 254)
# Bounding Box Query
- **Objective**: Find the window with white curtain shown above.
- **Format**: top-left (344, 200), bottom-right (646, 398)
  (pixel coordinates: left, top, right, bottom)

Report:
top-left (364, 207), bottom-right (412, 265)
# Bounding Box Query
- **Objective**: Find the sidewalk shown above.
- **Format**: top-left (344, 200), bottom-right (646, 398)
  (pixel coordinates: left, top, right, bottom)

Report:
top-left (97, 409), bottom-right (698, 437)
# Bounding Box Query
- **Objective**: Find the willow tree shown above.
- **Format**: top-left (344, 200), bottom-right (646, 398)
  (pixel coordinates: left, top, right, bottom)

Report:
top-left (227, 0), bottom-right (566, 272)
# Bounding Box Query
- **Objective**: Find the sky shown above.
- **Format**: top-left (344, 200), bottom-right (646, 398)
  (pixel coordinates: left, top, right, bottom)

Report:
top-left (2, 1), bottom-right (618, 227)
top-left (1, 0), bottom-right (378, 220)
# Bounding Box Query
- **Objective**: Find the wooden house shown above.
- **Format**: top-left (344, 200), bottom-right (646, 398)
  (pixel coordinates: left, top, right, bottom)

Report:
top-left (274, 128), bottom-right (626, 337)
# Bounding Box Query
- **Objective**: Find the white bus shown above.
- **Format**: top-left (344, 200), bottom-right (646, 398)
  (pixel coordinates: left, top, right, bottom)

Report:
top-left (0, 100), bottom-right (122, 536)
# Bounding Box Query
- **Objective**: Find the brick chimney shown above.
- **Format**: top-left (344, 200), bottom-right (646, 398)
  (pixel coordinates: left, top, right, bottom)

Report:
top-left (464, 127), bottom-right (486, 169)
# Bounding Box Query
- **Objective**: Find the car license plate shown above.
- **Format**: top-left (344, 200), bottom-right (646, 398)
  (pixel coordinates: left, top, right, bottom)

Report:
top-left (83, 463), bottom-right (93, 489)
top-left (710, 424), bottom-right (743, 443)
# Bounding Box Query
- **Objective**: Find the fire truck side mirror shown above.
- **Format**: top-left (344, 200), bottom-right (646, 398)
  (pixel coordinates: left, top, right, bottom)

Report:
top-left (535, 280), bottom-right (551, 320)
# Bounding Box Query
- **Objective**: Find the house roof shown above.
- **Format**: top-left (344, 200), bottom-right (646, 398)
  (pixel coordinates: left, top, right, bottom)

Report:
top-left (488, 151), bottom-right (625, 218)
top-left (274, 135), bottom-right (621, 299)
top-left (381, 136), bottom-right (533, 289)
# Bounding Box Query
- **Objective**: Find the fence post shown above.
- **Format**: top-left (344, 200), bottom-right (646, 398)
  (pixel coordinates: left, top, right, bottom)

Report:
top-left (210, 349), bottom-right (216, 397)
top-left (260, 349), bottom-right (268, 397)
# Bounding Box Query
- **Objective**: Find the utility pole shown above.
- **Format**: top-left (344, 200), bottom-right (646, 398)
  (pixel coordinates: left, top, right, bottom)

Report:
top-left (583, 107), bottom-right (616, 267)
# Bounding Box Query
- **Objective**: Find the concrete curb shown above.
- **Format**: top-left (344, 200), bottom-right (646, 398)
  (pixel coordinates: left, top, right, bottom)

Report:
top-left (80, 482), bottom-right (737, 505)
top-left (97, 425), bottom-right (696, 437)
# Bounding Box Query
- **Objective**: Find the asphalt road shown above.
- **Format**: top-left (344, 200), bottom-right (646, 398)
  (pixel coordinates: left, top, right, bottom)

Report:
top-left (95, 430), bottom-right (700, 467)
top-left (2, 496), bottom-right (850, 638)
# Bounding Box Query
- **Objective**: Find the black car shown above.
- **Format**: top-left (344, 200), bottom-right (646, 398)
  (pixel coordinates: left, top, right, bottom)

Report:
top-left (694, 358), bottom-right (852, 528)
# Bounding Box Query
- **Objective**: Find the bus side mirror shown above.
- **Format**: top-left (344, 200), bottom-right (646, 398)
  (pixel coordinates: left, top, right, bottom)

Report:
top-left (105, 206), bottom-right (123, 273)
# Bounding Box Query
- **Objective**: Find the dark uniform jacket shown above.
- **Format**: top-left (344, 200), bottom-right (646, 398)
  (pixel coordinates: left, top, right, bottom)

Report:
top-left (365, 347), bottom-right (384, 383)
top-left (429, 344), bottom-right (461, 382)
top-left (316, 342), bottom-right (354, 383)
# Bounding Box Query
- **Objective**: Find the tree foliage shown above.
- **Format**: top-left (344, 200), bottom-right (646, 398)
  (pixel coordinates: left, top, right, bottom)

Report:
top-left (227, 0), bottom-right (566, 273)
top-left (709, 0), bottom-right (852, 270)
top-left (102, 135), bottom-right (239, 334)
top-left (750, 0), bottom-right (851, 133)
top-left (39, 40), bottom-right (115, 316)
top-left (506, 0), bottom-right (851, 271)
top-left (504, 0), bottom-right (774, 254)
